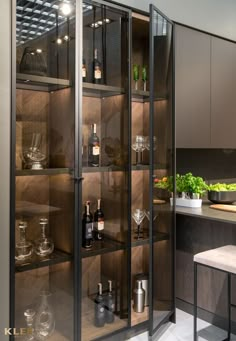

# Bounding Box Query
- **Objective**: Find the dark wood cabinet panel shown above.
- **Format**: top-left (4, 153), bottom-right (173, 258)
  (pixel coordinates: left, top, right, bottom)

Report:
top-left (211, 37), bottom-right (236, 148)
top-left (175, 25), bottom-right (211, 148)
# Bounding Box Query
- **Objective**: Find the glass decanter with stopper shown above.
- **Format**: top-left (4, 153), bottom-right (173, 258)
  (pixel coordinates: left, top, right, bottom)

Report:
top-left (23, 132), bottom-right (46, 170)
top-left (35, 291), bottom-right (55, 340)
top-left (24, 309), bottom-right (36, 340)
top-left (35, 218), bottom-right (54, 257)
top-left (15, 221), bottom-right (34, 262)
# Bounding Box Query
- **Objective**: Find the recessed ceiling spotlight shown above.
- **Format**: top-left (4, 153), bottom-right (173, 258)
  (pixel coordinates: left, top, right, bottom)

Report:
top-left (64, 35), bottom-right (69, 41)
top-left (104, 18), bottom-right (111, 23)
top-left (90, 22), bottom-right (99, 28)
top-left (60, 3), bottom-right (72, 16)
top-left (36, 48), bottom-right (42, 53)
top-left (97, 20), bottom-right (103, 25)
top-left (56, 37), bottom-right (62, 44)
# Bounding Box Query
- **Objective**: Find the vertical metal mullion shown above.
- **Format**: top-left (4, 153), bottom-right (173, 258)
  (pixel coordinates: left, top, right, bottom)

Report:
top-left (148, 4), bottom-right (154, 337)
top-left (127, 9), bottom-right (132, 328)
top-left (10, 0), bottom-right (16, 339)
top-left (75, 1), bottom-right (83, 340)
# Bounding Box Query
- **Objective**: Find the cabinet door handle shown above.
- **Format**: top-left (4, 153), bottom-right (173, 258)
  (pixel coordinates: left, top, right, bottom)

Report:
top-left (73, 176), bottom-right (84, 182)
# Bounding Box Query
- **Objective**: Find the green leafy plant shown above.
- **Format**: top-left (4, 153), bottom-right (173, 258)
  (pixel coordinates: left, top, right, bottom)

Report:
top-left (154, 175), bottom-right (174, 193)
top-left (208, 183), bottom-right (236, 191)
top-left (183, 173), bottom-right (208, 195)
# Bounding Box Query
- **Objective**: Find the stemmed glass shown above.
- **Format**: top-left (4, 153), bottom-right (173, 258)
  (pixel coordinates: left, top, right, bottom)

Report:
top-left (142, 66), bottom-right (147, 91)
top-left (133, 64), bottom-right (140, 91)
top-left (24, 309), bottom-right (36, 340)
top-left (132, 135), bottom-right (146, 165)
top-left (145, 210), bottom-right (158, 222)
top-left (35, 218), bottom-right (54, 257)
top-left (132, 209), bottom-right (146, 239)
top-left (144, 136), bottom-right (157, 151)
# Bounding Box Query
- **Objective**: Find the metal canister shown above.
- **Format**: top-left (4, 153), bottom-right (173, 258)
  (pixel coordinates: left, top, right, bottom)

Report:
top-left (133, 280), bottom-right (145, 313)
top-left (135, 273), bottom-right (149, 306)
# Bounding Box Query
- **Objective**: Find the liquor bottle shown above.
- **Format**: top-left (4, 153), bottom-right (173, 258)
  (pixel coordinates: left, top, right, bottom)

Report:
top-left (94, 283), bottom-right (105, 327)
top-left (82, 201), bottom-right (93, 249)
top-left (94, 199), bottom-right (104, 240)
top-left (82, 57), bottom-right (87, 82)
top-left (93, 48), bottom-right (102, 84)
top-left (105, 280), bottom-right (115, 324)
top-left (88, 124), bottom-right (100, 167)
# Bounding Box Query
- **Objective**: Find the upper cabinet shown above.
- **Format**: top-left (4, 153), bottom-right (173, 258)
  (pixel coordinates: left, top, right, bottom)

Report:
top-left (211, 37), bottom-right (236, 148)
top-left (176, 25), bottom-right (236, 149)
top-left (175, 25), bottom-right (211, 148)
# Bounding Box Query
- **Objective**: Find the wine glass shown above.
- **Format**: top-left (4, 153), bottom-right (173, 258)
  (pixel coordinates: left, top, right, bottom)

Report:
top-left (132, 135), bottom-right (146, 165)
top-left (35, 218), bottom-right (54, 257)
top-left (145, 210), bottom-right (158, 222)
top-left (133, 64), bottom-right (140, 91)
top-left (24, 309), bottom-right (36, 340)
top-left (144, 136), bottom-right (157, 151)
top-left (132, 209), bottom-right (146, 239)
top-left (142, 65), bottom-right (147, 91)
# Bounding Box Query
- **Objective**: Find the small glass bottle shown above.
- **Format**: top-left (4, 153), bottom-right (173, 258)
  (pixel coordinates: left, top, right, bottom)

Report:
top-left (24, 309), bottom-right (36, 340)
top-left (35, 291), bottom-right (55, 340)
top-left (15, 221), bottom-right (34, 262)
top-left (35, 218), bottom-right (54, 257)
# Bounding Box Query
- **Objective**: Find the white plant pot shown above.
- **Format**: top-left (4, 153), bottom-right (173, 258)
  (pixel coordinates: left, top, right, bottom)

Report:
top-left (170, 197), bottom-right (202, 208)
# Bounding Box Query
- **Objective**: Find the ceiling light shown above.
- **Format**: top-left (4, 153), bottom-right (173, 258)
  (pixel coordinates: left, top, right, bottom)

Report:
top-left (97, 20), bottom-right (103, 25)
top-left (104, 18), bottom-right (111, 23)
top-left (64, 35), bottom-right (69, 41)
top-left (90, 22), bottom-right (99, 28)
top-left (56, 37), bottom-right (62, 44)
top-left (36, 49), bottom-right (42, 53)
top-left (60, 3), bottom-right (72, 16)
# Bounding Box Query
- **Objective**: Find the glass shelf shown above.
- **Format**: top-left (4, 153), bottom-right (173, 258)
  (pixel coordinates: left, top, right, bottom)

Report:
top-left (16, 73), bottom-right (71, 92)
top-left (81, 238), bottom-right (125, 258)
top-left (131, 232), bottom-right (169, 247)
top-left (132, 90), bottom-right (150, 103)
top-left (15, 168), bottom-right (71, 176)
top-left (15, 249), bottom-right (72, 273)
top-left (83, 82), bottom-right (124, 98)
top-left (16, 201), bottom-right (61, 217)
top-left (132, 164), bottom-right (149, 171)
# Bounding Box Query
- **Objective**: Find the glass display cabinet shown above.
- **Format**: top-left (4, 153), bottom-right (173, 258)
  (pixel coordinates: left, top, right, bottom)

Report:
top-left (11, 0), bottom-right (175, 340)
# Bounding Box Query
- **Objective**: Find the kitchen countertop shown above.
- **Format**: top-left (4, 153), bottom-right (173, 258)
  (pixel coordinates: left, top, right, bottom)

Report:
top-left (176, 200), bottom-right (236, 224)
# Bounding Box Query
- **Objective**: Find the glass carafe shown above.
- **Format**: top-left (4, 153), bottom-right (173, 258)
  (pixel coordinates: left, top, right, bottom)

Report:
top-left (15, 221), bottom-right (34, 262)
top-left (24, 309), bottom-right (36, 340)
top-left (35, 218), bottom-right (54, 257)
top-left (35, 291), bottom-right (55, 340)
top-left (23, 132), bottom-right (46, 170)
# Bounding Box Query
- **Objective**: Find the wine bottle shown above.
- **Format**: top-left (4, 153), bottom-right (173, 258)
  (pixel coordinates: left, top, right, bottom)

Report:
top-left (105, 280), bottom-right (115, 324)
top-left (93, 48), bottom-right (102, 84)
top-left (82, 201), bottom-right (93, 248)
top-left (82, 57), bottom-right (87, 82)
top-left (94, 199), bottom-right (104, 240)
top-left (88, 124), bottom-right (100, 167)
top-left (94, 283), bottom-right (105, 327)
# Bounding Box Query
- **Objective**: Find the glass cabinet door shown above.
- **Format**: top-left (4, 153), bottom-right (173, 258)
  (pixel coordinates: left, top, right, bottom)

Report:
top-left (79, 1), bottom-right (131, 340)
top-left (13, 0), bottom-right (76, 340)
top-left (149, 4), bottom-right (175, 337)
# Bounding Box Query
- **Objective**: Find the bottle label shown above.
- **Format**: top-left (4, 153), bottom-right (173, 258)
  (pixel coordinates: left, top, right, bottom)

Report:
top-left (86, 223), bottom-right (93, 239)
top-left (94, 67), bottom-right (102, 79)
top-left (98, 221), bottom-right (104, 231)
top-left (82, 66), bottom-right (86, 78)
top-left (93, 146), bottom-right (100, 156)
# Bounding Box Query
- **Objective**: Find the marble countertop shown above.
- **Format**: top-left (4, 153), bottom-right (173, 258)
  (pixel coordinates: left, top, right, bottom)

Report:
top-left (176, 200), bottom-right (236, 224)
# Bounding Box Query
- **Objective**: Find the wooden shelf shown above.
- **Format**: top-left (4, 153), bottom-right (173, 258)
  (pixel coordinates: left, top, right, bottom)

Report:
top-left (83, 82), bottom-right (124, 98)
top-left (16, 200), bottom-right (61, 217)
top-left (82, 238), bottom-right (125, 258)
top-left (131, 300), bottom-right (149, 326)
top-left (16, 168), bottom-right (71, 176)
top-left (132, 164), bottom-right (149, 171)
top-left (82, 166), bottom-right (124, 173)
top-left (15, 249), bottom-right (72, 273)
top-left (131, 232), bottom-right (169, 247)
top-left (82, 296), bottom-right (127, 341)
top-left (16, 73), bottom-right (71, 92)
top-left (131, 89), bottom-right (167, 103)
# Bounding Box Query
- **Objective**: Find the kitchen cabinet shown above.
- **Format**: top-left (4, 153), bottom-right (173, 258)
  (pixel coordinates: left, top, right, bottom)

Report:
top-left (10, 1), bottom-right (175, 340)
top-left (175, 25), bottom-right (211, 148)
top-left (211, 37), bottom-right (236, 148)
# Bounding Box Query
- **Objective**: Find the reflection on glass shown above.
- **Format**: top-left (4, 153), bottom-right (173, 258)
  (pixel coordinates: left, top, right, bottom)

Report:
top-left (133, 64), bottom-right (140, 91)
top-left (142, 65), bottom-right (147, 91)
top-left (23, 133), bottom-right (46, 170)
top-left (24, 309), bottom-right (36, 340)
top-left (144, 136), bottom-right (157, 151)
top-left (132, 209), bottom-right (146, 239)
top-left (15, 221), bottom-right (34, 262)
top-left (35, 291), bottom-right (55, 340)
top-left (35, 218), bottom-right (54, 257)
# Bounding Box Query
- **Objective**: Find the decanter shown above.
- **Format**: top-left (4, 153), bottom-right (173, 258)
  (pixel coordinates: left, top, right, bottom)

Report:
top-left (35, 291), bottom-right (55, 340)
top-left (15, 221), bottom-right (34, 262)
top-left (35, 218), bottom-right (54, 257)
top-left (23, 133), bottom-right (46, 170)
top-left (24, 309), bottom-right (36, 340)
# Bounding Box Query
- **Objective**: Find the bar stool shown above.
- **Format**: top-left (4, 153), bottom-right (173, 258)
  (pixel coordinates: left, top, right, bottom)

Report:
top-left (193, 245), bottom-right (236, 341)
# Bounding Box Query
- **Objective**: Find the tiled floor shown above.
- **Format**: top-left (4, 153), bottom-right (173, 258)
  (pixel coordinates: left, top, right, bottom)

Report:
top-left (128, 308), bottom-right (236, 340)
